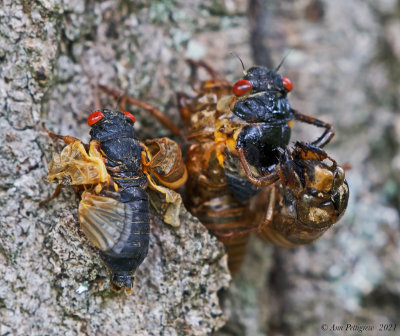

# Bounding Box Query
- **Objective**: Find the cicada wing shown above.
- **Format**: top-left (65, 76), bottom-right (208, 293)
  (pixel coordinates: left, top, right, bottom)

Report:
top-left (46, 140), bottom-right (109, 185)
top-left (147, 187), bottom-right (182, 227)
top-left (78, 191), bottom-right (132, 253)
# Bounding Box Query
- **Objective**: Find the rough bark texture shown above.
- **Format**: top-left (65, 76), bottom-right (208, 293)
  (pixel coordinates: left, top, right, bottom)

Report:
top-left (1, 0), bottom-right (400, 335)
top-left (0, 0), bottom-right (247, 335)
top-left (217, 0), bottom-right (400, 335)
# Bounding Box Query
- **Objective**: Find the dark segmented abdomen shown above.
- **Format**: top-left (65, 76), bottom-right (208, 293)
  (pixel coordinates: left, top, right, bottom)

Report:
top-left (100, 186), bottom-right (150, 291)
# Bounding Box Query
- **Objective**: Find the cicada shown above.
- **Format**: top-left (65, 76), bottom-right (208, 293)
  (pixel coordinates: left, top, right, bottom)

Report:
top-left (41, 108), bottom-right (187, 292)
top-left (101, 59), bottom-right (349, 273)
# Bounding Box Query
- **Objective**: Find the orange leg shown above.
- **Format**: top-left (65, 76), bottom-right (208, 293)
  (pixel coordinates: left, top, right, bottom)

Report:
top-left (39, 184), bottom-right (64, 206)
top-left (293, 142), bottom-right (337, 163)
top-left (237, 147), bottom-right (280, 187)
top-left (42, 123), bottom-right (84, 146)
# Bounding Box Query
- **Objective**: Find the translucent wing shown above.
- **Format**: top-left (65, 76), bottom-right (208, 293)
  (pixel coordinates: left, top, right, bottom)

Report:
top-left (78, 191), bottom-right (132, 253)
top-left (46, 140), bottom-right (109, 185)
top-left (147, 187), bottom-right (183, 228)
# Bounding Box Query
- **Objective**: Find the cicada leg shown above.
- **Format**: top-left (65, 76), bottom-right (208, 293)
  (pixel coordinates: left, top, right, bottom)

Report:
top-left (42, 123), bottom-right (86, 147)
top-left (257, 143), bottom-right (349, 247)
top-left (186, 59), bottom-right (220, 79)
top-left (186, 58), bottom-right (222, 91)
top-left (292, 109), bottom-right (335, 148)
top-left (237, 147), bottom-right (281, 187)
top-left (39, 184), bottom-right (64, 206)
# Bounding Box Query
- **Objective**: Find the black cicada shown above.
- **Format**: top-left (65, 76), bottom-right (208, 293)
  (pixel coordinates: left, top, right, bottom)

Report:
top-left (42, 108), bottom-right (187, 293)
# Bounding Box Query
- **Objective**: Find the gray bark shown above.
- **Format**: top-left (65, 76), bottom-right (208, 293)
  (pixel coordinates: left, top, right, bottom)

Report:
top-left (1, 0), bottom-right (400, 335)
top-left (0, 0), bottom-right (247, 335)
top-left (218, 0), bottom-right (400, 335)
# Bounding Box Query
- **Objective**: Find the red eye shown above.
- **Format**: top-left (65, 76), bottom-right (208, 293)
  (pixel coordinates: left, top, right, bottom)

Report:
top-left (87, 111), bottom-right (104, 126)
top-left (233, 79), bottom-right (253, 96)
top-left (124, 112), bottom-right (136, 123)
top-left (282, 77), bottom-right (293, 91)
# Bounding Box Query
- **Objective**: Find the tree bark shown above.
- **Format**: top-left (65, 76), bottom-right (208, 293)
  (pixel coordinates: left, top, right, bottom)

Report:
top-left (0, 1), bottom-right (247, 334)
top-left (2, 0), bottom-right (400, 335)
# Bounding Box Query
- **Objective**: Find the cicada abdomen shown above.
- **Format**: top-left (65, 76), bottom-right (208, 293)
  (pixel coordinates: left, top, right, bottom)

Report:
top-left (78, 188), bottom-right (149, 292)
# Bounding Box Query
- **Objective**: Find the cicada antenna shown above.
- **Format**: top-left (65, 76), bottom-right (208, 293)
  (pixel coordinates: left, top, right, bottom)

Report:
top-left (115, 93), bottom-right (125, 113)
top-left (230, 52), bottom-right (247, 75)
top-left (274, 51), bottom-right (292, 72)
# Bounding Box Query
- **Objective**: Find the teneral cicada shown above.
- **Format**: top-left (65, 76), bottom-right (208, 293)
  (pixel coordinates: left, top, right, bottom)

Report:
top-left (41, 108), bottom-right (187, 292)
top-left (101, 59), bottom-right (349, 274)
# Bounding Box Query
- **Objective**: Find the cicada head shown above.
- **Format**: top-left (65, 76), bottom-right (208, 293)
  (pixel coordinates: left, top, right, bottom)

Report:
top-left (88, 109), bottom-right (137, 142)
top-left (231, 66), bottom-right (294, 124)
top-left (233, 66), bottom-right (292, 98)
